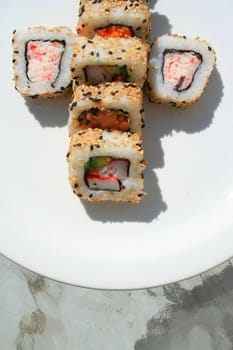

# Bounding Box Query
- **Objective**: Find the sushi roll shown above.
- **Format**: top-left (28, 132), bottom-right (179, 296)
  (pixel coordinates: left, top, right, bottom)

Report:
top-left (72, 36), bottom-right (149, 87)
top-left (68, 82), bottom-right (145, 136)
top-left (77, 0), bottom-right (151, 41)
top-left (12, 26), bottom-right (76, 98)
top-left (147, 34), bottom-right (216, 108)
top-left (66, 128), bottom-right (146, 203)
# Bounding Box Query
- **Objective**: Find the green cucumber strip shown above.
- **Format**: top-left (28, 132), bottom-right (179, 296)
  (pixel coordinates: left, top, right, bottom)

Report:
top-left (84, 156), bottom-right (112, 170)
top-left (105, 65), bottom-right (130, 80)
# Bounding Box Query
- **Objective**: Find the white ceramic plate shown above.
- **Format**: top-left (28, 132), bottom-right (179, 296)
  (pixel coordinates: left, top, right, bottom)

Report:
top-left (1, 0), bottom-right (233, 290)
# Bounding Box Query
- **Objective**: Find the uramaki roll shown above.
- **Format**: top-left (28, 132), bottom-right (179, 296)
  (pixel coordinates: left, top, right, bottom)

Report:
top-left (68, 82), bottom-right (145, 136)
top-left (77, 0), bottom-right (151, 41)
top-left (72, 35), bottom-right (150, 88)
top-left (147, 34), bottom-right (216, 108)
top-left (66, 128), bottom-right (146, 203)
top-left (12, 26), bottom-right (76, 98)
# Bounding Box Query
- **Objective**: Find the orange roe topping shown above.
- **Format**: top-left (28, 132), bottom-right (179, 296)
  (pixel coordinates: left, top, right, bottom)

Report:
top-left (96, 25), bottom-right (133, 39)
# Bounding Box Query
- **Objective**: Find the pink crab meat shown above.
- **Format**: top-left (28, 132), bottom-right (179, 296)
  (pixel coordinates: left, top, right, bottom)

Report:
top-left (85, 174), bottom-right (121, 191)
top-left (26, 40), bottom-right (65, 83)
top-left (163, 50), bottom-right (202, 92)
top-left (84, 65), bottom-right (113, 84)
top-left (98, 159), bottom-right (130, 180)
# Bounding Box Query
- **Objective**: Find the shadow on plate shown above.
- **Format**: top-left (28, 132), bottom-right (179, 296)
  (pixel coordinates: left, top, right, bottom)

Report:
top-left (83, 67), bottom-right (223, 223)
top-left (144, 67), bottom-right (224, 169)
top-left (149, 0), bottom-right (159, 12)
top-left (82, 170), bottom-right (167, 223)
top-left (24, 93), bottom-right (71, 128)
top-left (150, 8), bottom-right (172, 38)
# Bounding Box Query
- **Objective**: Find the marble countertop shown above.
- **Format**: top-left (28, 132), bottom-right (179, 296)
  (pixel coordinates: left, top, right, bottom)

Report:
top-left (1, 254), bottom-right (233, 350)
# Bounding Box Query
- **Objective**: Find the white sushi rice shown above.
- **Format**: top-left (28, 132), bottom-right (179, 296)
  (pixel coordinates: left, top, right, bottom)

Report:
top-left (67, 128), bottom-right (146, 203)
top-left (12, 26), bottom-right (76, 97)
top-left (147, 34), bottom-right (216, 108)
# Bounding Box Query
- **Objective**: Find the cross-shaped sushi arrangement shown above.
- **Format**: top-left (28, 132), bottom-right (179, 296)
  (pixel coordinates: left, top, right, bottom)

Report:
top-left (12, 0), bottom-right (216, 204)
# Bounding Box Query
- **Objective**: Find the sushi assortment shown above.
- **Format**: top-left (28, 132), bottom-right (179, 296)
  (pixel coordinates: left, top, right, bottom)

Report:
top-left (67, 0), bottom-right (150, 203)
top-left (11, 1), bottom-right (217, 203)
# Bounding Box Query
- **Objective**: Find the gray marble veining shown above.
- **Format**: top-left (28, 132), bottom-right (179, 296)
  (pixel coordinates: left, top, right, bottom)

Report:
top-left (0, 254), bottom-right (233, 350)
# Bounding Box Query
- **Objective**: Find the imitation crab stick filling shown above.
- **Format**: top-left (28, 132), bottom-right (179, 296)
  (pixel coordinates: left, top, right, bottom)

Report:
top-left (162, 49), bottom-right (202, 92)
top-left (77, 108), bottom-right (130, 131)
top-left (84, 65), bottom-right (129, 84)
top-left (84, 157), bottom-right (130, 191)
top-left (26, 40), bottom-right (65, 83)
top-left (96, 25), bottom-right (133, 39)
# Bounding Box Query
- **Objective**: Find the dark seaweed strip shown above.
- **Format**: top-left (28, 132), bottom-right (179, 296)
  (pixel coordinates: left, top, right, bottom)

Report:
top-left (79, 108), bottom-right (129, 119)
top-left (175, 76), bottom-right (185, 91)
top-left (84, 177), bottom-right (121, 192)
